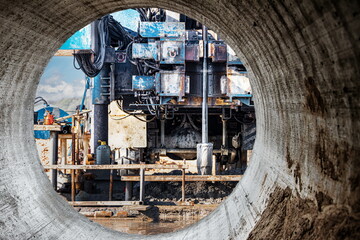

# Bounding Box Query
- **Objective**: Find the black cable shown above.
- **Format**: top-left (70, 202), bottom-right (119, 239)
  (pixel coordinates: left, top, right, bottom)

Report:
top-left (74, 15), bottom-right (134, 77)
top-left (234, 114), bottom-right (255, 124)
top-left (115, 100), bottom-right (157, 122)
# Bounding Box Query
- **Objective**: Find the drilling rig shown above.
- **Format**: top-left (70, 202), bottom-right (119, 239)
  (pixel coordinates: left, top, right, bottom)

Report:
top-left (73, 8), bottom-right (255, 186)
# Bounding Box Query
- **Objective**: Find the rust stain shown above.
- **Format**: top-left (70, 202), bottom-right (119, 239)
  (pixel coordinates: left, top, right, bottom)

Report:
top-left (304, 77), bottom-right (326, 115)
top-left (286, 147), bottom-right (294, 169)
top-left (294, 163), bottom-right (302, 191)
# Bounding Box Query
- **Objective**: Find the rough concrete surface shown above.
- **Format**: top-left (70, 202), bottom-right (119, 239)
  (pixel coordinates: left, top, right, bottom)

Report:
top-left (0, 0), bottom-right (359, 239)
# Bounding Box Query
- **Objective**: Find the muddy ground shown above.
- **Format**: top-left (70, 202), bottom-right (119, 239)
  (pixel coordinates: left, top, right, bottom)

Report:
top-left (247, 187), bottom-right (360, 240)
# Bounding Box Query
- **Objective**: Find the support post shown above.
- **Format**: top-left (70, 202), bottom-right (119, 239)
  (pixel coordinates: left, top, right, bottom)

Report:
top-left (109, 170), bottom-right (113, 201)
top-left (51, 131), bottom-right (58, 191)
top-left (160, 119), bottom-right (165, 147)
top-left (201, 25), bottom-right (209, 144)
top-left (222, 119), bottom-right (227, 147)
top-left (125, 182), bottom-right (133, 201)
top-left (71, 116), bottom-right (76, 202)
top-left (182, 159), bottom-right (186, 202)
top-left (139, 167), bottom-right (145, 202)
top-left (60, 138), bottom-right (67, 166)
top-left (212, 155), bottom-right (216, 176)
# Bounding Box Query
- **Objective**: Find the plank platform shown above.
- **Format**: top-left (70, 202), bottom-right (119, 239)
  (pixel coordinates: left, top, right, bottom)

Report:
top-left (43, 164), bottom-right (188, 170)
top-left (34, 125), bottom-right (62, 131)
top-left (121, 175), bottom-right (242, 182)
top-left (68, 201), bottom-right (142, 207)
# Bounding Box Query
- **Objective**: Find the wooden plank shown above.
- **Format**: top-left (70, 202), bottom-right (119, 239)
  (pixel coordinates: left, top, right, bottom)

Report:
top-left (68, 201), bottom-right (142, 206)
top-left (34, 125), bottom-right (62, 131)
top-left (54, 49), bottom-right (93, 56)
top-left (43, 164), bottom-right (189, 170)
top-left (55, 109), bottom-right (91, 122)
top-left (58, 134), bottom-right (91, 139)
top-left (121, 175), bottom-right (242, 182)
top-left (54, 50), bottom-right (75, 56)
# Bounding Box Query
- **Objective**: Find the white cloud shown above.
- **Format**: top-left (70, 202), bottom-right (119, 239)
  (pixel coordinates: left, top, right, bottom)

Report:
top-left (36, 75), bottom-right (85, 102)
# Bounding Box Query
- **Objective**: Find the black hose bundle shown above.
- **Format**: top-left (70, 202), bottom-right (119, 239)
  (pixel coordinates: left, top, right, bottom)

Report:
top-left (74, 15), bottom-right (133, 77)
top-left (135, 8), bottom-right (166, 22)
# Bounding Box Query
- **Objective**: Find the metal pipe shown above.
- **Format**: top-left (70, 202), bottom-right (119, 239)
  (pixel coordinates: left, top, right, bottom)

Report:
top-left (182, 159), bottom-right (186, 202)
top-left (160, 119), bottom-right (165, 147)
top-left (51, 132), bottom-right (58, 191)
top-left (60, 138), bottom-right (67, 165)
top-left (222, 119), bottom-right (227, 147)
top-left (139, 168), bottom-right (145, 202)
top-left (212, 155), bottom-right (216, 176)
top-left (202, 25), bottom-right (208, 144)
top-left (109, 156), bottom-right (114, 201)
top-left (75, 111), bottom-right (80, 165)
top-left (150, 148), bottom-right (222, 154)
top-left (125, 182), bottom-right (133, 201)
top-left (93, 104), bottom-right (108, 151)
top-left (91, 20), bottom-right (99, 52)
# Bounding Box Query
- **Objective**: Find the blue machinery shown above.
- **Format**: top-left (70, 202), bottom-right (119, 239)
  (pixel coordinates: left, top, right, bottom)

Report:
top-left (75, 10), bottom-right (255, 181)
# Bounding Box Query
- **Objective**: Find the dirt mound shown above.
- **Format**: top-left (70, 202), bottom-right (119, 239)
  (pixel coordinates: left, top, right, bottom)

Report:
top-left (247, 187), bottom-right (360, 240)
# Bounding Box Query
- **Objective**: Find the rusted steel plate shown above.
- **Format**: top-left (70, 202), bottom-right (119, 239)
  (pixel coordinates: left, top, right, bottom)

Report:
top-left (108, 102), bottom-right (147, 148)
top-left (139, 22), bottom-right (185, 38)
top-left (121, 175), bottom-right (242, 182)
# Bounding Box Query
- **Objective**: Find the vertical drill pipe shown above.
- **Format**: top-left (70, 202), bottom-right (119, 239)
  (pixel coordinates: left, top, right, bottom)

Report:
top-left (91, 19), bottom-right (109, 152)
top-left (222, 119), bottom-right (227, 147)
top-left (139, 167), bottom-right (145, 202)
top-left (51, 131), bottom-right (58, 191)
top-left (202, 25), bottom-right (209, 144)
top-left (160, 119), bottom-right (165, 147)
top-left (93, 104), bottom-right (108, 151)
top-left (71, 116), bottom-right (76, 202)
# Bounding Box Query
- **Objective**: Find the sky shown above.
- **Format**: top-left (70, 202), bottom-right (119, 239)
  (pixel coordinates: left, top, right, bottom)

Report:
top-left (36, 9), bottom-right (140, 106)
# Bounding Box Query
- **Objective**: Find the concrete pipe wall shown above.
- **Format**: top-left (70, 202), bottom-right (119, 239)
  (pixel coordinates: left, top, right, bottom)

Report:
top-left (0, 1), bottom-right (359, 239)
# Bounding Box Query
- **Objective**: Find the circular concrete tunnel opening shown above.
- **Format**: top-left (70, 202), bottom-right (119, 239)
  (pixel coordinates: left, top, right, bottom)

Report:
top-left (34, 8), bottom-right (255, 234)
top-left (0, 1), bottom-right (359, 239)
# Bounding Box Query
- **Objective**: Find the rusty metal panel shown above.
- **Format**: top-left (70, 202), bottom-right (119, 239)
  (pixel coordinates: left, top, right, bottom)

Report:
top-left (36, 139), bottom-right (51, 167)
top-left (139, 22), bottom-right (185, 38)
top-left (227, 46), bottom-right (243, 65)
top-left (227, 67), bottom-right (252, 96)
top-left (132, 42), bottom-right (159, 60)
top-left (208, 41), bottom-right (227, 62)
top-left (158, 67), bottom-right (185, 97)
top-left (185, 42), bottom-right (200, 61)
top-left (132, 76), bottom-right (155, 91)
top-left (160, 40), bottom-right (185, 64)
top-left (108, 101), bottom-right (147, 148)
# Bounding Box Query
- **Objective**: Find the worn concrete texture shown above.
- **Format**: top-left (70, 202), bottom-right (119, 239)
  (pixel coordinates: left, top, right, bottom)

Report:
top-left (0, 0), bottom-right (359, 239)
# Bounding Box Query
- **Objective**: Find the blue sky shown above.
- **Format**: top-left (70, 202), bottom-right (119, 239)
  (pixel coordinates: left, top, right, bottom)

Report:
top-left (36, 9), bottom-right (140, 103)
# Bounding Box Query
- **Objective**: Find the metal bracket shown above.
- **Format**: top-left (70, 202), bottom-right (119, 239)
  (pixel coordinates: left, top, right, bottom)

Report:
top-left (221, 108), bottom-right (232, 120)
